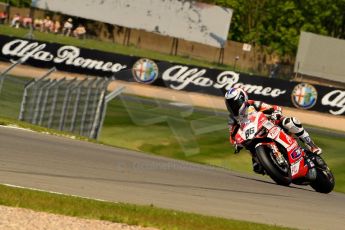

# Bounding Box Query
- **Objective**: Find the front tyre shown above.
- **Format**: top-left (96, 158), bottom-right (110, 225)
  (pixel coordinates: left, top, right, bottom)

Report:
top-left (256, 145), bottom-right (292, 186)
top-left (310, 155), bottom-right (335, 193)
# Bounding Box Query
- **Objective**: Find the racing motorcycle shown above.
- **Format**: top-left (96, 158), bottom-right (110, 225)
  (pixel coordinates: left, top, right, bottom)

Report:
top-left (234, 106), bottom-right (335, 193)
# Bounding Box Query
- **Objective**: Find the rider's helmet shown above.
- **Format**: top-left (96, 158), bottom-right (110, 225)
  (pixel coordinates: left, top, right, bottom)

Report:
top-left (225, 88), bottom-right (248, 117)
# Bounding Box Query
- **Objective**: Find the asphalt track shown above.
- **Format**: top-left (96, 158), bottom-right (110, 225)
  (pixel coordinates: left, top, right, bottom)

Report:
top-left (0, 126), bottom-right (344, 230)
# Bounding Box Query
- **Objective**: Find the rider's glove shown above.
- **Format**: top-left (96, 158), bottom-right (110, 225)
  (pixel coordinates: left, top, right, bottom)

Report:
top-left (234, 144), bottom-right (243, 154)
top-left (271, 110), bottom-right (282, 121)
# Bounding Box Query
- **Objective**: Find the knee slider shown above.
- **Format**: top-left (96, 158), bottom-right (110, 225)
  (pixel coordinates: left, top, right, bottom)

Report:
top-left (291, 117), bottom-right (302, 127)
top-left (282, 117), bottom-right (304, 134)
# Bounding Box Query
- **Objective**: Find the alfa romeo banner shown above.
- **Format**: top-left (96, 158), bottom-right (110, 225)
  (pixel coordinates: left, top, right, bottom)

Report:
top-left (0, 34), bottom-right (344, 116)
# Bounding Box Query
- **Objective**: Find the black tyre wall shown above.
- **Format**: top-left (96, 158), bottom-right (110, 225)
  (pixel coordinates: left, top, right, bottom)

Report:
top-left (255, 145), bottom-right (292, 186)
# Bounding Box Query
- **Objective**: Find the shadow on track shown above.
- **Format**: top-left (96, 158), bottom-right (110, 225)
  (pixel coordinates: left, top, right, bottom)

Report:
top-left (233, 174), bottom-right (314, 193)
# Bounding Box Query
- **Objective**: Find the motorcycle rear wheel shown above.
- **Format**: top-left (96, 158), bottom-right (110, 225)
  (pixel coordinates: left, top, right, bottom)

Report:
top-left (256, 145), bottom-right (292, 186)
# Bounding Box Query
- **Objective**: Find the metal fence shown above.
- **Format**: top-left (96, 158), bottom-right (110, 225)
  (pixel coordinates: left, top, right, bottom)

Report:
top-left (18, 73), bottom-right (123, 139)
top-left (0, 61), bottom-right (124, 140)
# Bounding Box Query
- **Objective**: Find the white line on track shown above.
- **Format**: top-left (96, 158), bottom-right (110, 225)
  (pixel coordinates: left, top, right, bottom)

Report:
top-left (1, 183), bottom-right (113, 203)
top-left (0, 125), bottom-right (34, 132)
top-left (0, 125), bottom-right (77, 139)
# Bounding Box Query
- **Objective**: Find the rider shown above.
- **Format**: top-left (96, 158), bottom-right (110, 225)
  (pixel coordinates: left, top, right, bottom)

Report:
top-left (225, 88), bottom-right (322, 173)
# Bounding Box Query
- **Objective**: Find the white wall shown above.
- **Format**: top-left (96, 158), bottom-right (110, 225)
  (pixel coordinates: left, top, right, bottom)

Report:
top-left (295, 31), bottom-right (345, 83)
top-left (32, 0), bottom-right (233, 48)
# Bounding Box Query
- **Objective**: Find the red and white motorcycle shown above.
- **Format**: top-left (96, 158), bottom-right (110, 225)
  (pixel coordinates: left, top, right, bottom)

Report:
top-left (234, 106), bottom-right (335, 193)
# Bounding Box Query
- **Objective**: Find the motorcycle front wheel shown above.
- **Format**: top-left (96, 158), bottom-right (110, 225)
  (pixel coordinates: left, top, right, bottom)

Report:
top-left (255, 145), bottom-right (292, 186)
top-left (310, 155), bottom-right (335, 193)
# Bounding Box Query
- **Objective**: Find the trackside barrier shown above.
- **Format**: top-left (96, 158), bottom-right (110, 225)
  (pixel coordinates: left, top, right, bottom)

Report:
top-left (18, 75), bottom-right (124, 139)
top-left (94, 86), bottom-right (126, 140)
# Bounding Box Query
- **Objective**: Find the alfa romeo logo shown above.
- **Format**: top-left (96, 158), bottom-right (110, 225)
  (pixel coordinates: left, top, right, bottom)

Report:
top-left (132, 58), bottom-right (159, 84)
top-left (291, 83), bottom-right (318, 109)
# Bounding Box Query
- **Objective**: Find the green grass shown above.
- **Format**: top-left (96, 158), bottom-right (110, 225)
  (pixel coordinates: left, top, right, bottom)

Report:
top-left (0, 184), bottom-right (293, 230)
top-left (312, 134), bottom-right (345, 192)
top-left (0, 116), bottom-right (92, 141)
top-left (99, 97), bottom-right (345, 193)
top-left (0, 25), bottom-right (239, 72)
top-left (0, 76), bottom-right (27, 118)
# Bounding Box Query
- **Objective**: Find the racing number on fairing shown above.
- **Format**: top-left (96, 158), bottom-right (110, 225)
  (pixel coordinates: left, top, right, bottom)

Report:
top-left (245, 127), bottom-right (255, 139)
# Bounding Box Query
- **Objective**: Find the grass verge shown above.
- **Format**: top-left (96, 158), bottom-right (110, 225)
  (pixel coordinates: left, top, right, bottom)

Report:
top-left (0, 116), bottom-right (92, 142)
top-left (0, 184), bottom-right (293, 230)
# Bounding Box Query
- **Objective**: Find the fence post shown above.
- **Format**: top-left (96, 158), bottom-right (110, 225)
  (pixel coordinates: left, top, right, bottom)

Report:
top-left (95, 86), bottom-right (126, 140)
top-left (79, 78), bottom-right (99, 136)
top-left (22, 67), bottom-right (56, 88)
top-left (47, 78), bottom-right (66, 129)
top-left (87, 78), bottom-right (107, 137)
top-left (69, 78), bottom-right (88, 133)
top-left (36, 67), bottom-right (57, 81)
top-left (58, 78), bottom-right (78, 131)
top-left (32, 79), bottom-right (54, 124)
top-left (19, 80), bottom-right (36, 121)
top-left (89, 79), bottom-right (111, 139)
top-left (0, 60), bottom-right (22, 94)
top-left (38, 79), bottom-right (58, 126)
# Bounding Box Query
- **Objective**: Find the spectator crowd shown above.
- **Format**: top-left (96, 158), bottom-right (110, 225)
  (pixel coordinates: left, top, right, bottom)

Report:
top-left (0, 12), bottom-right (86, 39)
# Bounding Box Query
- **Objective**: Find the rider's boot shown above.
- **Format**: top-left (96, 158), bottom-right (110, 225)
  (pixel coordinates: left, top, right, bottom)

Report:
top-left (299, 134), bottom-right (322, 155)
top-left (282, 117), bottom-right (322, 155)
top-left (252, 158), bottom-right (265, 174)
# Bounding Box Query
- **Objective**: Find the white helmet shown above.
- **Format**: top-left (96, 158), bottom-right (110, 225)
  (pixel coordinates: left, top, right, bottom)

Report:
top-left (225, 88), bottom-right (248, 116)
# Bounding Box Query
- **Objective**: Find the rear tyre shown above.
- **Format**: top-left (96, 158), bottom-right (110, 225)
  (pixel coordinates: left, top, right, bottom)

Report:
top-left (256, 145), bottom-right (291, 186)
top-left (310, 156), bottom-right (335, 193)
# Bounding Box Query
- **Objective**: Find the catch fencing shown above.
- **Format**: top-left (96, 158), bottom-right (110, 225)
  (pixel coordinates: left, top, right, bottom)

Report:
top-left (0, 61), bottom-right (124, 139)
